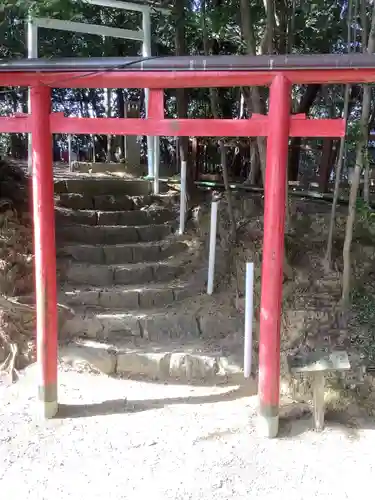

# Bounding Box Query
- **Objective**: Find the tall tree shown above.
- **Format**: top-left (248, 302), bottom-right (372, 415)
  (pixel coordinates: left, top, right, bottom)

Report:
top-left (342, 0), bottom-right (375, 306)
top-left (239, 0), bottom-right (267, 184)
top-left (175, 0), bottom-right (195, 203)
top-left (201, 0), bottom-right (236, 241)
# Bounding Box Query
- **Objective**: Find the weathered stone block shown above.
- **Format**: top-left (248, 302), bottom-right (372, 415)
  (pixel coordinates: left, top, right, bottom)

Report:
top-left (115, 348), bottom-right (228, 382)
top-left (117, 211), bottom-right (149, 226)
top-left (59, 226), bottom-right (139, 245)
top-left (173, 286), bottom-right (195, 302)
top-left (103, 245), bottom-right (133, 264)
top-left (54, 180), bottom-right (68, 194)
top-left (64, 263), bottom-right (113, 286)
top-left (168, 353), bottom-right (219, 381)
top-left (116, 351), bottom-right (171, 379)
top-left (63, 289), bottom-right (101, 306)
top-left (132, 195), bottom-right (152, 209)
top-left (137, 224), bottom-right (172, 242)
top-left (97, 226), bottom-right (139, 245)
top-left (141, 314), bottom-right (200, 341)
top-left (96, 314), bottom-right (141, 339)
top-left (60, 341), bottom-right (116, 375)
top-left (153, 262), bottom-right (181, 282)
top-left (132, 244), bottom-right (161, 263)
top-left (139, 288), bottom-right (174, 308)
top-left (65, 179), bottom-right (147, 196)
top-left (56, 208), bottom-right (97, 226)
top-left (114, 265), bottom-right (153, 285)
top-left (61, 314), bottom-right (104, 339)
top-left (58, 245), bottom-right (104, 264)
top-left (149, 209), bottom-right (175, 224)
top-left (93, 194), bottom-right (133, 211)
top-left (96, 211), bottom-right (121, 225)
top-left (72, 162), bottom-right (125, 174)
top-left (121, 180), bottom-right (151, 196)
top-left (57, 193), bottom-right (94, 210)
top-left (159, 241), bottom-right (188, 259)
top-left (198, 314), bottom-right (243, 338)
top-left (98, 289), bottom-right (139, 309)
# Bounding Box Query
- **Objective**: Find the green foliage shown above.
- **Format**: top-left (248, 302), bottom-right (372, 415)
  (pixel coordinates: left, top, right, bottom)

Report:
top-left (347, 121), bottom-right (362, 146)
top-left (351, 285), bottom-right (375, 361)
top-left (0, 0), bottom-right (82, 15)
top-left (356, 198), bottom-right (375, 226)
top-left (0, 0), bottom-right (373, 175)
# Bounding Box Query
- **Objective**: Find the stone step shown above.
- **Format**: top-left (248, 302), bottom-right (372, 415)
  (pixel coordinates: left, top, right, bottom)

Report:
top-left (58, 255), bottom-right (193, 286)
top-left (59, 280), bottom-right (198, 309)
top-left (60, 336), bottom-right (244, 384)
top-left (71, 161), bottom-right (126, 174)
top-left (56, 223), bottom-right (175, 245)
top-left (55, 192), bottom-right (178, 211)
top-left (55, 207), bottom-right (175, 226)
top-left (54, 178), bottom-right (168, 197)
top-left (57, 240), bottom-right (189, 264)
top-left (60, 305), bottom-right (243, 345)
top-left (61, 307), bottom-right (196, 340)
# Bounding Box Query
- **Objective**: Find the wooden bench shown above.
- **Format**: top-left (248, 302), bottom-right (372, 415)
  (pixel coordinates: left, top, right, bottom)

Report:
top-left (288, 349), bottom-right (351, 431)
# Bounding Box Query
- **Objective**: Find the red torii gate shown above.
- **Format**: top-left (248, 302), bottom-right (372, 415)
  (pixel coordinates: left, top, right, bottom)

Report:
top-left (0, 54), bottom-right (373, 437)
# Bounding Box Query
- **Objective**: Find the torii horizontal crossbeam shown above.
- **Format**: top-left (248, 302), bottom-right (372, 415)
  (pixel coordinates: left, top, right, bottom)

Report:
top-left (0, 113), bottom-right (345, 137)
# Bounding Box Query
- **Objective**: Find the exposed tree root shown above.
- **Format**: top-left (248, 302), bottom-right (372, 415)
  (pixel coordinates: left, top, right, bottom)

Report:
top-left (0, 294), bottom-right (74, 383)
top-left (0, 160), bottom-right (72, 382)
top-left (0, 342), bottom-right (19, 383)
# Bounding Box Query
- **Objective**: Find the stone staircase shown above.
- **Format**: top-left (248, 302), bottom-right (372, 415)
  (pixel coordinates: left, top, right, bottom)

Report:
top-left (54, 176), bottom-right (205, 341)
top-left (53, 172), bottom-right (244, 383)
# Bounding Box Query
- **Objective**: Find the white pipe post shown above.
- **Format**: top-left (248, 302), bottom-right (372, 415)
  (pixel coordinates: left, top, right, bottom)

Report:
top-left (105, 86), bottom-right (112, 161)
top-left (27, 18), bottom-right (38, 174)
top-left (91, 134), bottom-right (96, 162)
top-left (244, 262), bottom-right (254, 378)
top-left (68, 133), bottom-right (72, 170)
top-left (142, 10), bottom-right (154, 178)
top-left (179, 159), bottom-right (187, 235)
top-left (153, 136), bottom-right (160, 194)
top-left (207, 197), bottom-right (219, 295)
top-left (154, 135), bottom-right (160, 186)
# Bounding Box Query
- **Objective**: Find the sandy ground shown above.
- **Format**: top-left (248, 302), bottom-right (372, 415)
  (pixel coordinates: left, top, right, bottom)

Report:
top-left (0, 363), bottom-right (374, 500)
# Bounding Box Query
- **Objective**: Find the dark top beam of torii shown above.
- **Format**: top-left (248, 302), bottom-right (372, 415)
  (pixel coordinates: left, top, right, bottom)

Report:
top-left (1, 53), bottom-right (375, 72)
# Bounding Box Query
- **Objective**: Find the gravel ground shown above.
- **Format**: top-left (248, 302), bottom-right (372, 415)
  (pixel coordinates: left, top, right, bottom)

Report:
top-left (0, 363), bottom-right (374, 500)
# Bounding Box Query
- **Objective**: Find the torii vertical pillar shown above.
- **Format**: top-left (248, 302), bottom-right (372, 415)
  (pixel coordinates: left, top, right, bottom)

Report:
top-left (31, 85), bottom-right (58, 418)
top-left (258, 75), bottom-right (291, 438)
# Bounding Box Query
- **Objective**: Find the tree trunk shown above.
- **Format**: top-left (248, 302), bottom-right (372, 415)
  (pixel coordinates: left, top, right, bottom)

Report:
top-left (175, 0), bottom-right (195, 201)
top-left (318, 138), bottom-right (335, 192)
top-left (202, 0), bottom-right (236, 241)
top-left (239, 0), bottom-right (267, 185)
top-left (287, 0), bottom-right (296, 53)
top-left (288, 84), bottom-right (321, 180)
top-left (262, 0), bottom-right (275, 54)
top-left (342, 1), bottom-right (375, 306)
top-left (325, 87), bottom-right (362, 267)
top-left (363, 142), bottom-right (370, 204)
top-left (116, 88), bottom-right (125, 158)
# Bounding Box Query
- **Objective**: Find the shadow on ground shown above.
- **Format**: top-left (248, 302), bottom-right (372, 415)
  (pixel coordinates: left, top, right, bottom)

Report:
top-left (55, 381), bottom-right (375, 441)
top-left (278, 405), bottom-right (375, 440)
top-left (55, 381), bottom-right (257, 419)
